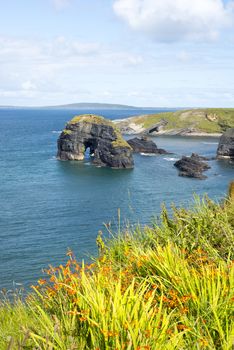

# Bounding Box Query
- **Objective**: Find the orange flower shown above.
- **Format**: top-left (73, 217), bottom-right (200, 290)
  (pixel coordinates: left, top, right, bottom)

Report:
top-left (67, 310), bottom-right (79, 316)
top-left (31, 285), bottom-right (40, 290)
top-left (180, 307), bottom-right (189, 314)
top-left (67, 289), bottom-right (76, 296)
top-left (144, 330), bottom-right (151, 338)
top-left (38, 279), bottom-right (47, 285)
top-left (50, 275), bottom-right (56, 282)
top-left (177, 324), bottom-right (190, 331)
top-left (79, 317), bottom-right (87, 322)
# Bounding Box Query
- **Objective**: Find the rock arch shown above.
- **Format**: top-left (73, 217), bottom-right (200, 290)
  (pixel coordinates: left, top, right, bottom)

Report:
top-left (57, 114), bottom-right (134, 169)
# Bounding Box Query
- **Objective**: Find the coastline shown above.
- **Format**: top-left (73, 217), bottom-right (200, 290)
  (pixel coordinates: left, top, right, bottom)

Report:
top-left (114, 119), bottom-right (222, 138)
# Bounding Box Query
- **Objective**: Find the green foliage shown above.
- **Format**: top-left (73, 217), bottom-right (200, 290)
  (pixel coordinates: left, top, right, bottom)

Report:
top-left (62, 129), bottom-right (72, 135)
top-left (68, 114), bottom-right (113, 126)
top-left (0, 195), bottom-right (234, 349)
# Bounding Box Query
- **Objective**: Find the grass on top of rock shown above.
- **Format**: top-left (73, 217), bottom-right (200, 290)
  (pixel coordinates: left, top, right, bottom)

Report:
top-left (112, 129), bottom-right (132, 149)
top-left (133, 108), bottom-right (234, 133)
top-left (62, 129), bottom-right (72, 135)
top-left (68, 114), bottom-right (114, 126)
top-left (1, 190), bottom-right (234, 350)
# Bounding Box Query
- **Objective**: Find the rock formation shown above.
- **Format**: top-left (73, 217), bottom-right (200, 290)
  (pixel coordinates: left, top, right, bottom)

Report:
top-left (174, 153), bottom-right (211, 179)
top-left (217, 128), bottom-right (234, 159)
top-left (57, 114), bottom-right (134, 169)
top-left (127, 136), bottom-right (170, 154)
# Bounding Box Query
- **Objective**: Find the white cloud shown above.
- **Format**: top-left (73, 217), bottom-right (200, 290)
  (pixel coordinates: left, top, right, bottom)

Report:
top-left (113, 0), bottom-right (234, 42)
top-left (22, 81), bottom-right (37, 91)
top-left (176, 51), bottom-right (191, 62)
top-left (0, 35), bottom-right (147, 105)
top-left (52, 0), bottom-right (71, 10)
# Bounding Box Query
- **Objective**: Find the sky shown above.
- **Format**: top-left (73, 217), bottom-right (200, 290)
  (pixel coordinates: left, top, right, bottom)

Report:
top-left (0, 0), bottom-right (234, 107)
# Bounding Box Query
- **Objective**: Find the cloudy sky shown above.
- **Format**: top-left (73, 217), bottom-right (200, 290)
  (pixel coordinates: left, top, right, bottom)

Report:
top-left (0, 0), bottom-right (234, 107)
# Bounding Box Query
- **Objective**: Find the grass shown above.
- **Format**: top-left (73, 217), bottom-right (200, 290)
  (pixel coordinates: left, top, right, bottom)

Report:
top-left (0, 188), bottom-right (234, 349)
top-left (132, 108), bottom-right (234, 133)
top-left (68, 114), bottom-right (113, 126)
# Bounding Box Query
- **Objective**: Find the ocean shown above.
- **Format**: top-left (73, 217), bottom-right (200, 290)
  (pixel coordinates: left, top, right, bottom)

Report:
top-left (0, 108), bottom-right (233, 291)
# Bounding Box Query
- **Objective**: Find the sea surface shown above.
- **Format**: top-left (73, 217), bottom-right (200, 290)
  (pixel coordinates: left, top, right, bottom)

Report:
top-left (0, 108), bottom-right (233, 291)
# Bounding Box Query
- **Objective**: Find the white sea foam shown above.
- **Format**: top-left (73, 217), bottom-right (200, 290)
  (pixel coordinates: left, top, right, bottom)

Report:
top-left (202, 142), bottom-right (219, 145)
top-left (140, 153), bottom-right (156, 156)
top-left (163, 157), bottom-right (180, 162)
top-left (52, 130), bottom-right (61, 134)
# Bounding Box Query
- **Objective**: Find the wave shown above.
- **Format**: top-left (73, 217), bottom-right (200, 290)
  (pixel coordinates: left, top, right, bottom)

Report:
top-left (163, 157), bottom-right (180, 162)
top-left (140, 153), bottom-right (156, 156)
top-left (52, 130), bottom-right (61, 134)
top-left (202, 142), bottom-right (219, 145)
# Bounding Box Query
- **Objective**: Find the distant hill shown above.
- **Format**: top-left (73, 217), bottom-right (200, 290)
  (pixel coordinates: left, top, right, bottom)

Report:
top-left (0, 102), bottom-right (182, 110)
top-left (47, 102), bottom-right (140, 110)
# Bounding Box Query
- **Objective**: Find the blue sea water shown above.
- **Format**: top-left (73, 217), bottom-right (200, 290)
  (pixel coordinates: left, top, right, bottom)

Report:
top-left (0, 108), bottom-right (233, 291)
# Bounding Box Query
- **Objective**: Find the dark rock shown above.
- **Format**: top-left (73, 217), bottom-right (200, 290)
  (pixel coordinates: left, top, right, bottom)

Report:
top-left (174, 154), bottom-right (211, 179)
top-left (127, 136), bottom-right (169, 154)
top-left (190, 153), bottom-right (210, 161)
top-left (57, 115), bottom-right (134, 169)
top-left (217, 128), bottom-right (234, 159)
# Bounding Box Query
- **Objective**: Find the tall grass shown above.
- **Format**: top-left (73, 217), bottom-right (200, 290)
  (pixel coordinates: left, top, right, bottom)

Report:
top-left (0, 194), bottom-right (233, 349)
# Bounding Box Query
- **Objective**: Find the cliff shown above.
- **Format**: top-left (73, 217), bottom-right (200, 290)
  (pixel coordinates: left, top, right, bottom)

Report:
top-left (217, 128), bottom-right (234, 159)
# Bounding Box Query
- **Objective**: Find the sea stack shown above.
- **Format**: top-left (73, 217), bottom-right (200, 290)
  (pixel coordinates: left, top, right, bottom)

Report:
top-left (127, 136), bottom-right (170, 154)
top-left (174, 153), bottom-right (210, 179)
top-left (57, 114), bottom-right (134, 169)
top-left (217, 128), bottom-right (234, 159)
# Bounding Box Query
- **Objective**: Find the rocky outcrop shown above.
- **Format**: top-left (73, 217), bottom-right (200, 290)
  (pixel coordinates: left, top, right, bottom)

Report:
top-left (127, 136), bottom-right (170, 154)
top-left (57, 114), bottom-right (134, 169)
top-left (174, 153), bottom-right (211, 179)
top-left (217, 128), bottom-right (234, 159)
top-left (142, 119), bottom-right (168, 135)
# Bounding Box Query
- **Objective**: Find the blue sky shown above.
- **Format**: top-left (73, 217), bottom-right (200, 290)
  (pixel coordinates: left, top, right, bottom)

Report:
top-left (0, 0), bottom-right (234, 107)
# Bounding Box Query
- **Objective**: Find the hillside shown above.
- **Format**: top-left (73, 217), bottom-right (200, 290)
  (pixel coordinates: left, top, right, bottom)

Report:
top-left (1, 187), bottom-right (234, 349)
top-left (116, 108), bottom-right (234, 135)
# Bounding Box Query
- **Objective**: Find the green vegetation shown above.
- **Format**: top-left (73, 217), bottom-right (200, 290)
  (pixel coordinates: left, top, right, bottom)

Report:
top-left (133, 108), bottom-right (234, 133)
top-left (1, 192), bottom-right (234, 349)
top-left (62, 129), bottom-right (72, 135)
top-left (112, 129), bottom-right (132, 149)
top-left (68, 114), bottom-right (113, 126)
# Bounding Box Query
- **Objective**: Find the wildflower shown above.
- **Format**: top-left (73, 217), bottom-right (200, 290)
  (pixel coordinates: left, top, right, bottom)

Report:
top-left (101, 330), bottom-right (119, 337)
top-left (67, 310), bottom-right (79, 316)
top-left (38, 279), bottom-right (47, 285)
top-left (31, 285), bottom-right (40, 290)
top-left (199, 338), bottom-right (209, 347)
top-left (50, 275), bottom-right (56, 282)
top-left (144, 330), bottom-right (151, 338)
top-left (166, 329), bottom-right (173, 335)
top-left (180, 307), bottom-right (189, 314)
top-left (177, 324), bottom-right (190, 331)
top-left (79, 317), bottom-right (87, 322)
top-left (67, 289), bottom-right (76, 296)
